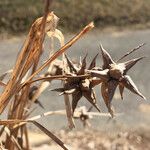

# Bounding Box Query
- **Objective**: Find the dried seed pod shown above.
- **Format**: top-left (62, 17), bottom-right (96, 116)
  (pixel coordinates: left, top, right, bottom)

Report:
top-left (89, 44), bottom-right (146, 117)
top-left (52, 54), bottom-right (101, 113)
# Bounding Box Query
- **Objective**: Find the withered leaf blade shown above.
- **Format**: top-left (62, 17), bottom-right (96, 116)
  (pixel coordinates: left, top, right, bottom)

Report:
top-left (119, 84), bottom-right (124, 100)
top-left (0, 120), bottom-right (26, 125)
top-left (78, 53), bottom-right (87, 75)
top-left (47, 29), bottom-right (64, 47)
top-left (32, 121), bottom-right (69, 150)
top-left (88, 53), bottom-right (99, 70)
top-left (124, 57), bottom-right (145, 73)
top-left (83, 89), bottom-right (100, 112)
top-left (101, 82), bottom-right (114, 117)
top-left (100, 44), bottom-right (115, 69)
top-left (121, 75), bottom-right (146, 100)
top-left (72, 90), bottom-right (82, 113)
top-left (64, 54), bottom-right (77, 73)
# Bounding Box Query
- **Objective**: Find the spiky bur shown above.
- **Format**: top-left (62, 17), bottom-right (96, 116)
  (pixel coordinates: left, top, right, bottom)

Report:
top-left (88, 44), bottom-right (146, 117)
top-left (52, 54), bottom-right (101, 113)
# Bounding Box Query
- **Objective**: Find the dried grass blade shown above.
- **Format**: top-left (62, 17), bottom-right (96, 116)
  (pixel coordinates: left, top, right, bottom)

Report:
top-left (0, 12), bottom-right (58, 114)
top-left (31, 29), bottom-right (65, 102)
top-left (31, 0), bottom-right (51, 73)
top-left (0, 32), bottom-right (34, 113)
top-left (24, 125), bottom-right (30, 150)
top-left (13, 110), bottom-right (66, 129)
top-left (0, 126), bottom-right (5, 136)
top-left (22, 22), bottom-right (94, 86)
top-left (0, 120), bottom-right (26, 126)
top-left (31, 121), bottom-right (70, 150)
top-left (47, 29), bottom-right (65, 47)
top-left (4, 127), bottom-right (23, 150)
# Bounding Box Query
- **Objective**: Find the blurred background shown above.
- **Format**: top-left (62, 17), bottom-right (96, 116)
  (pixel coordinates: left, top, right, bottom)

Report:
top-left (0, 0), bottom-right (150, 149)
top-left (1, 0), bottom-right (150, 35)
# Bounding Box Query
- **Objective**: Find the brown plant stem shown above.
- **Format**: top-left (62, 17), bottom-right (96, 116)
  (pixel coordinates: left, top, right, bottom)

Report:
top-left (23, 74), bottom-right (90, 87)
top-left (22, 22), bottom-right (94, 87)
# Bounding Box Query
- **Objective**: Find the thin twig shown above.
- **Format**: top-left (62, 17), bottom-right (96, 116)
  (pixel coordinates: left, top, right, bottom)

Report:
top-left (117, 43), bottom-right (145, 62)
top-left (13, 110), bottom-right (66, 129)
top-left (23, 74), bottom-right (90, 87)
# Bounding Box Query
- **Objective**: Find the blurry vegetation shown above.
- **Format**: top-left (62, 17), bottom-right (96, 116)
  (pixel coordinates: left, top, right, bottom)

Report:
top-left (1, 0), bottom-right (150, 34)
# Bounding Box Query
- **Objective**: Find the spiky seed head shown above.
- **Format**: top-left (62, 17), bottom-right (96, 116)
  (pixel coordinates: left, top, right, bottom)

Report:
top-left (109, 63), bottom-right (125, 79)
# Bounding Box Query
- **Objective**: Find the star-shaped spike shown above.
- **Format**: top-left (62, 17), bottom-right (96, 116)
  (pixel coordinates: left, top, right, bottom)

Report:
top-left (88, 53), bottom-right (99, 70)
top-left (72, 90), bottom-right (82, 113)
top-left (101, 82), bottom-right (114, 117)
top-left (90, 44), bottom-right (146, 117)
top-left (100, 44), bottom-right (115, 69)
top-left (119, 83), bottom-right (124, 100)
top-left (82, 88), bottom-right (100, 112)
top-left (123, 57), bottom-right (145, 74)
top-left (64, 54), bottom-right (78, 74)
top-left (120, 75), bottom-right (146, 100)
top-left (78, 53), bottom-right (88, 75)
top-left (52, 54), bottom-right (101, 114)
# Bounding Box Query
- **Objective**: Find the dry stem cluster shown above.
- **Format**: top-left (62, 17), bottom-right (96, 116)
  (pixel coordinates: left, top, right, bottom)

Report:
top-left (0, 1), bottom-right (146, 150)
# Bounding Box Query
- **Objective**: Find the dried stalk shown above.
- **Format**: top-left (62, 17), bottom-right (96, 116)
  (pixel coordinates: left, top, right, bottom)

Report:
top-left (22, 22), bottom-right (94, 86)
top-left (62, 34), bottom-right (75, 129)
top-left (4, 127), bottom-right (23, 150)
top-left (23, 74), bottom-right (90, 86)
top-left (117, 43), bottom-right (145, 62)
top-left (0, 120), bottom-right (70, 150)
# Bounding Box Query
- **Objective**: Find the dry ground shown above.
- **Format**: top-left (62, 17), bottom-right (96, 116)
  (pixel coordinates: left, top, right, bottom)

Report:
top-left (31, 129), bottom-right (150, 150)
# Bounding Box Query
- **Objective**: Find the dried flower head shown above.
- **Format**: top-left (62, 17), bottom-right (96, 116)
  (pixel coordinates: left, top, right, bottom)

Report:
top-left (52, 54), bottom-right (101, 113)
top-left (89, 44), bottom-right (146, 117)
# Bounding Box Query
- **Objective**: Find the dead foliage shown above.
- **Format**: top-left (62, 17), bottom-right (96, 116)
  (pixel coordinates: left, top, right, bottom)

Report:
top-left (0, 0), bottom-right (146, 149)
